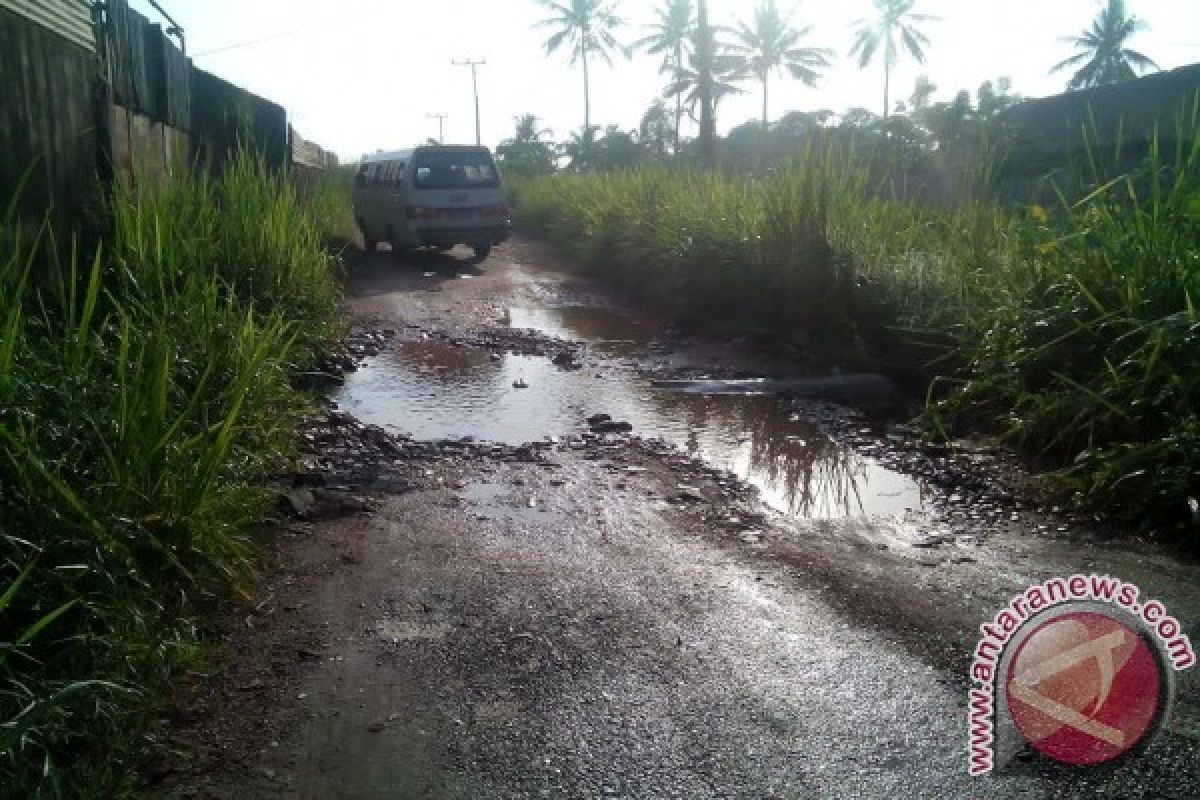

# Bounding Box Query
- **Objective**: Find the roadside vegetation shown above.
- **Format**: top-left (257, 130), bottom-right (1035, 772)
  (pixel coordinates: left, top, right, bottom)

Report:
top-left (504, 0), bottom-right (1197, 528)
top-left (511, 107), bottom-right (1200, 530)
top-left (0, 151), bottom-right (349, 797)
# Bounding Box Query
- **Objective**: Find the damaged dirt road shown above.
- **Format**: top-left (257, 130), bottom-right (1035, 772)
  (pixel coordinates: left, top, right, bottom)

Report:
top-left (159, 239), bottom-right (1200, 799)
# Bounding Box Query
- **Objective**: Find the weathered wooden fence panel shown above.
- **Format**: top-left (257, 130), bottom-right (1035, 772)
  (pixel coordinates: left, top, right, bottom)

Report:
top-left (191, 67), bottom-right (289, 171)
top-left (101, 0), bottom-right (191, 189)
top-left (0, 0), bottom-right (351, 241)
top-left (0, 5), bottom-right (100, 233)
top-left (146, 22), bottom-right (191, 130)
top-left (108, 101), bottom-right (189, 192)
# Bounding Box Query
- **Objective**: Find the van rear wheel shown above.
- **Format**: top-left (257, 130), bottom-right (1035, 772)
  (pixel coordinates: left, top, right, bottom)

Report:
top-left (471, 243), bottom-right (492, 262)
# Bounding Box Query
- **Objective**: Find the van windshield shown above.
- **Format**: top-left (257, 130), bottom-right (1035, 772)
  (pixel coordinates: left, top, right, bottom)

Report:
top-left (413, 151), bottom-right (499, 190)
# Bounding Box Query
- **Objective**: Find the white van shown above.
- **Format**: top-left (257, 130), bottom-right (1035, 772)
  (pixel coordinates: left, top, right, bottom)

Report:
top-left (353, 145), bottom-right (511, 261)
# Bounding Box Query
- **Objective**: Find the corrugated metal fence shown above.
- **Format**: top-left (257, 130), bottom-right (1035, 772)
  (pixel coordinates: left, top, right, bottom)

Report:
top-left (0, 0), bottom-right (337, 234)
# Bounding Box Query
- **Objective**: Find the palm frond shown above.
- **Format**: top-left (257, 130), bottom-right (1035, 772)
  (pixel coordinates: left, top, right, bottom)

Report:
top-left (900, 27), bottom-right (927, 63)
top-left (850, 31), bottom-right (879, 67)
top-left (1123, 48), bottom-right (1159, 71)
top-left (1050, 50), bottom-right (1091, 73)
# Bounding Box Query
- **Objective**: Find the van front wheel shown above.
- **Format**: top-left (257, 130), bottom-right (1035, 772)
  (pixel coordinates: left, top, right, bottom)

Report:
top-left (471, 243), bottom-right (492, 262)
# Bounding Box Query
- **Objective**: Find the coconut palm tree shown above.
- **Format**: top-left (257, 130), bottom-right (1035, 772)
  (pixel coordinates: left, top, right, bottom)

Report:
top-left (666, 27), bottom-right (746, 128)
top-left (1051, 0), bottom-right (1158, 90)
top-left (535, 0), bottom-right (628, 163)
top-left (849, 0), bottom-right (936, 119)
top-left (695, 0), bottom-right (717, 167)
top-left (634, 0), bottom-right (695, 154)
top-left (727, 0), bottom-right (833, 130)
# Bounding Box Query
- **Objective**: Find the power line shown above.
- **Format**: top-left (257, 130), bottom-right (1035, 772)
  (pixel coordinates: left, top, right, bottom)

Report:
top-left (453, 59), bottom-right (487, 146)
top-left (192, 17), bottom-right (358, 58)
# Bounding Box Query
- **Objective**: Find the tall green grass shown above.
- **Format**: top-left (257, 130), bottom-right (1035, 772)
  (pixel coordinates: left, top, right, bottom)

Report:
top-left (955, 101), bottom-right (1200, 517)
top-left (515, 142), bottom-right (1016, 352)
top-left (514, 111), bottom-right (1200, 529)
top-left (0, 150), bottom-right (346, 796)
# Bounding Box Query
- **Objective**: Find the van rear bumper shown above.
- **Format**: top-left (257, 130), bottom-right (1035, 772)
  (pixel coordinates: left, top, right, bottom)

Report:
top-left (413, 223), bottom-right (511, 247)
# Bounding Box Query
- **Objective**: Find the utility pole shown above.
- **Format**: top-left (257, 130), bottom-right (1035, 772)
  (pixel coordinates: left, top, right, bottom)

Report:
top-left (452, 58), bottom-right (486, 146)
top-left (426, 113), bottom-right (448, 144)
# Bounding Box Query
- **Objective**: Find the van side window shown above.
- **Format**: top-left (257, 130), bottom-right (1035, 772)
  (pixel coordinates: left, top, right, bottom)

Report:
top-left (383, 161), bottom-right (406, 185)
top-left (354, 163), bottom-right (370, 186)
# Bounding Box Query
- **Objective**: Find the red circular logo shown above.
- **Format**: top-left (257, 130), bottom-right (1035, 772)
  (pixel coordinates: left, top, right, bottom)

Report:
top-left (1005, 610), bottom-right (1163, 765)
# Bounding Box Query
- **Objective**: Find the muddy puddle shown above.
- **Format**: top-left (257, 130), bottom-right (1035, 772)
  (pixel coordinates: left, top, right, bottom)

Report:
top-left (337, 306), bottom-right (927, 519)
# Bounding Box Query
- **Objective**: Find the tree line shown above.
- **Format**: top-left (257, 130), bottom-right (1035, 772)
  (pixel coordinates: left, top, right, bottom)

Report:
top-left (506, 0), bottom-right (1160, 171)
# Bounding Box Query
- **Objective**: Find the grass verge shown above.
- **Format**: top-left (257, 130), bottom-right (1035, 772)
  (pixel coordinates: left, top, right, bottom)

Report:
top-left (0, 150), bottom-right (346, 797)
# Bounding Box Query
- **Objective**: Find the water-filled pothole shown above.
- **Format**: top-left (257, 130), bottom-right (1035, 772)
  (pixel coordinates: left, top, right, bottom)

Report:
top-left (336, 306), bottom-right (926, 519)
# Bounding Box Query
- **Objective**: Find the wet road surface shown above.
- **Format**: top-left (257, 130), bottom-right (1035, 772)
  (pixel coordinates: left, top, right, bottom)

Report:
top-left (161, 240), bottom-right (1200, 799)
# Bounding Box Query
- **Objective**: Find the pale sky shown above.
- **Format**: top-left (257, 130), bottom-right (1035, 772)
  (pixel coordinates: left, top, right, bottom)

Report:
top-left (132, 0), bottom-right (1200, 161)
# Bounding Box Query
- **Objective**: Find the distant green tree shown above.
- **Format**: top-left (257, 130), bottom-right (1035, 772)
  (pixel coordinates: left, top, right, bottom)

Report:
top-left (535, 0), bottom-right (628, 162)
top-left (849, 0), bottom-right (936, 119)
top-left (921, 89), bottom-right (975, 151)
top-left (909, 74), bottom-right (936, 112)
top-left (840, 107), bottom-right (883, 131)
top-left (497, 114), bottom-right (558, 175)
top-left (635, 0), bottom-right (695, 153)
top-left (722, 118), bottom-right (770, 169)
top-left (1051, 0), bottom-right (1158, 90)
top-left (727, 0), bottom-right (832, 130)
top-left (774, 109), bottom-right (834, 138)
top-left (560, 125), bottom-right (599, 171)
top-left (638, 99), bottom-right (675, 157)
top-left (561, 125), bottom-right (645, 171)
top-left (593, 125), bottom-right (645, 169)
top-left (834, 107), bottom-right (930, 172)
top-left (975, 77), bottom-right (1020, 119)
